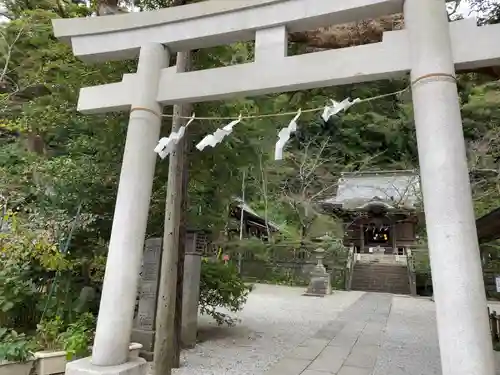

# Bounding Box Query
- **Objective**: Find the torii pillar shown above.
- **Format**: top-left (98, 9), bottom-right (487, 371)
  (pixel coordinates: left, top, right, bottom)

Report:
top-left (405, 1), bottom-right (494, 374)
top-left (51, 1), bottom-right (500, 375)
top-left (90, 43), bottom-right (169, 371)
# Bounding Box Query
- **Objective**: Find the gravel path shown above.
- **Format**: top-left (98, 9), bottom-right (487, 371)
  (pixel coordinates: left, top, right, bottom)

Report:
top-left (148, 289), bottom-right (500, 375)
top-left (149, 284), bottom-right (364, 375)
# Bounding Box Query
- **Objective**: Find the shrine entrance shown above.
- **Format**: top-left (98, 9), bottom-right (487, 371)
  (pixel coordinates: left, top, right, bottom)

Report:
top-left (52, 1), bottom-right (500, 375)
top-left (364, 221), bottom-right (392, 252)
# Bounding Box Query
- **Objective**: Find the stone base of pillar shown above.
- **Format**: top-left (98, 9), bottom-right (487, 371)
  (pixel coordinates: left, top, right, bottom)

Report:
top-left (181, 320), bottom-right (197, 349)
top-left (65, 357), bottom-right (148, 375)
top-left (130, 329), bottom-right (155, 361)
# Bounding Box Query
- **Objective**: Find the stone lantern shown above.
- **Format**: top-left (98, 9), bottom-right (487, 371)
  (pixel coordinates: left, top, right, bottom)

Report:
top-left (305, 247), bottom-right (332, 296)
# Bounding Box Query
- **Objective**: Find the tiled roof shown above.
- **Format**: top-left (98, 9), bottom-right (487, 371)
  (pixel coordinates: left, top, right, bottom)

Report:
top-left (323, 170), bottom-right (421, 211)
top-left (233, 197), bottom-right (280, 230)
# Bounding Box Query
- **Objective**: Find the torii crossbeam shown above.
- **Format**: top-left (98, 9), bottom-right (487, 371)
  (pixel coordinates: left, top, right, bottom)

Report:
top-left (52, 1), bottom-right (499, 375)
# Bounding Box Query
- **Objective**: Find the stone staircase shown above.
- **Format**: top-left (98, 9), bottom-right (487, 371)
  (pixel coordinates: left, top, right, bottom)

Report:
top-left (351, 261), bottom-right (411, 295)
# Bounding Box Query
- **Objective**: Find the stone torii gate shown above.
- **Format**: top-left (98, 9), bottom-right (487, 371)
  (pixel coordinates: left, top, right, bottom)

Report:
top-left (52, 1), bottom-right (500, 375)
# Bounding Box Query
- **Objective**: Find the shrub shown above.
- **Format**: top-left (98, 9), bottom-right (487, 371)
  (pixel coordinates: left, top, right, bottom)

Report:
top-left (59, 313), bottom-right (96, 360)
top-left (199, 259), bottom-right (251, 326)
top-left (34, 313), bottom-right (96, 359)
top-left (0, 328), bottom-right (35, 363)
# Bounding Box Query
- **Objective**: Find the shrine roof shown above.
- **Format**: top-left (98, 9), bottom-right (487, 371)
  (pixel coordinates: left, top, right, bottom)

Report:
top-left (323, 170), bottom-right (421, 212)
top-left (476, 206), bottom-right (500, 244)
top-left (232, 197), bottom-right (280, 231)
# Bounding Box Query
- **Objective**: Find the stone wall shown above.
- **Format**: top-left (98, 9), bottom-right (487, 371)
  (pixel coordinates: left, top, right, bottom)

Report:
top-left (239, 259), bottom-right (346, 288)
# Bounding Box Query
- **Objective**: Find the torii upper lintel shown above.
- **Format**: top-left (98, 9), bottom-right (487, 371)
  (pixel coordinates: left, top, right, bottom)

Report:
top-left (75, 19), bottom-right (500, 113)
top-left (53, 0), bottom-right (404, 62)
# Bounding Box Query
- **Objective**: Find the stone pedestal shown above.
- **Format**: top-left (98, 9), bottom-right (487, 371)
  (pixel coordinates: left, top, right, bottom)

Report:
top-left (305, 248), bottom-right (332, 297)
top-left (65, 357), bottom-right (147, 375)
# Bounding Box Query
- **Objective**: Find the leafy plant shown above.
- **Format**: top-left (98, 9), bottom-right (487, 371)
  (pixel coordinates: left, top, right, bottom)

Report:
top-left (0, 328), bottom-right (35, 363)
top-left (35, 316), bottom-right (65, 351)
top-left (0, 260), bottom-right (38, 330)
top-left (59, 313), bottom-right (96, 360)
top-left (199, 259), bottom-right (251, 326)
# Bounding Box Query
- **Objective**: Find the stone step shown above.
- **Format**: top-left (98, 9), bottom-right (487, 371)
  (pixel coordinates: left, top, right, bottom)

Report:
top-left (354, 264), bottom-right (407, 270)
top-left (352, 280), bottom-right (408, 285)
top-left (353, 269), bottom-right (407, 274)
top-left (351, 263), bottom-right (411, 294)
top-left (352, 274), bottom-right (407, 279)
top-left (353, 270), bottom-right (407, 275)
top-left (352, 287), bottom-right (410, 294)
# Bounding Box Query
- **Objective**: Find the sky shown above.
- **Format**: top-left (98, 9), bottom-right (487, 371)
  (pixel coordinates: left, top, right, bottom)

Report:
top-left (457, 1), bottom-right (475, 16)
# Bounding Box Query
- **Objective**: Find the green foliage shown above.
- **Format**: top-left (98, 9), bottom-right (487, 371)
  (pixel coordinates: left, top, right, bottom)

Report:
top-left (58, 313), bottom-right (95, 360)
top-left (35, 316), bottom-right (65, 351)
top-left (0, 209), bottom-right (99, 332)
top-left (199, 259), bottom-right (251, 326)
top-left (0, 328), bottom-right (35, 363)
top-left (33, 313), bottom-right (95, 359)
top-left (0, 262), bottom-right (36, 323)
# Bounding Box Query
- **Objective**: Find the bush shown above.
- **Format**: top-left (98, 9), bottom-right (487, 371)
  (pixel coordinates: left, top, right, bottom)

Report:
top-left (0, 210), bottom-right (99, 332)
top-left (0, 328), bottom-right (35, 363)
top-left (34, 313), bottom-right (96, 359)
top-left (59, 313), bottom-right (95, 360)
top-left (199, 259), bottom-right (251, 326)
top-left (35, 316), bottom-right (65, 350)
top-left (0, 261), bottom-right (38, 330)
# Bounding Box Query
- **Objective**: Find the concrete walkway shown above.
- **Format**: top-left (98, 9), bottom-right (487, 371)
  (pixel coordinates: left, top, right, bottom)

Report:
top-left (265, 292), bottom-right (499, 375)
top-left (265, 293), bottom-right (392, 375)
top-left (158, 286), bottom-right (499, 375)
top-left (164, 285), bottom-right (365, 375)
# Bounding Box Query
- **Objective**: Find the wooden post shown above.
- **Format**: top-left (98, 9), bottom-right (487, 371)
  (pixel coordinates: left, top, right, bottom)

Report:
top-left (154, 50), bottom-right (191, 375)
top-left (360, 223), bottom-right (364, 254)
top-left (173, 58), bottom-right (192, 366)
top-left (391, 223), bottom-right (397, 255)
top-left (238, 170), bottom-right (246, 273)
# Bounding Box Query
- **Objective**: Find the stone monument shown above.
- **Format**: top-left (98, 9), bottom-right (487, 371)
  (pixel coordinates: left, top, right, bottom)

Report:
top-left (131, 238), bottom-right (163, 360)
top-left (305, 248), bottom-right (332, 296)
top-left (131, 232), bottom-right (205, 359)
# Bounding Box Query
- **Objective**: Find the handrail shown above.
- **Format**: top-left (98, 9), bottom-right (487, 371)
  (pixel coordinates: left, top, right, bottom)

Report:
top-left (345, 246), bottom-right (356, 291)
top-left (406, 248), bottom-right (417, 296)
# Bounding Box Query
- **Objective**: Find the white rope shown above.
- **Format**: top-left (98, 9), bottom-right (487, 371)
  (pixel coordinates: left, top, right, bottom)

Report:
top-left (160, 87), bottom-right (409, 121)
top-left (155, 86), bottom-right (410, 160)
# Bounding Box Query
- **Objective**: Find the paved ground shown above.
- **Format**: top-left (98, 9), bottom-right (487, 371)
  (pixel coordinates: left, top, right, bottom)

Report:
top-left (166, 285), bottom-right (364, 375)
top-left (266, 292), bottom-right (499, 375)
top-left (156, 285), bottom-right (499, 375)
top-left (265, 293), bottom-right (394, 375)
